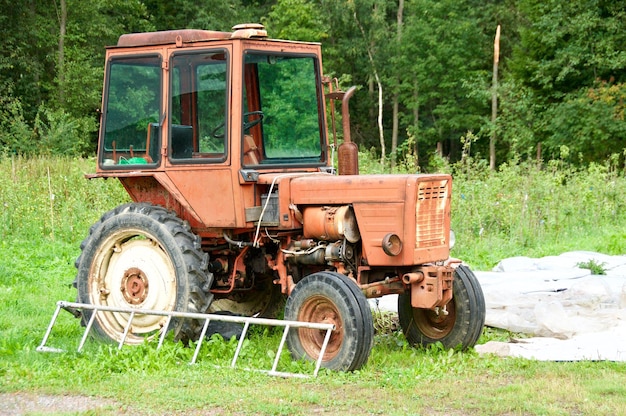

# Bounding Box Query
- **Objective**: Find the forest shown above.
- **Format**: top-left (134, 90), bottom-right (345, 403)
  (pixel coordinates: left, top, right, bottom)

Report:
top-left (0, 0), bottom-right (624, 169)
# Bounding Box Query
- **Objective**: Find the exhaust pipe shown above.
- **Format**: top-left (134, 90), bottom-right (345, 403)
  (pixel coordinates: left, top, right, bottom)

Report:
top-left (337, 86), bottom-right (358, 175)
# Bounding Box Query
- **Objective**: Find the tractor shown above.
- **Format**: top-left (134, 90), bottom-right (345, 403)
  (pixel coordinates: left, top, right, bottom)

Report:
top-left (74, 23), bottom-right (485, 371)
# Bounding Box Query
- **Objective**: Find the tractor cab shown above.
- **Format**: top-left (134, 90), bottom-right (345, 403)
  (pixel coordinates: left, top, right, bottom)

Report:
top-left (98, 24), bottom-right (327, 170)
top-left (94, 24), bottom-right (336, 231)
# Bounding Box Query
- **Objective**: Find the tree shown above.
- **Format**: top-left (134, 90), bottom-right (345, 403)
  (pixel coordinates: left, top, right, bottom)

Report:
top-left (509, 0), bottom-right (626, 161)
top-left (390, 0), bottom-right (404, 169)
top-left (262, 0), bottom-right (329, 41)
top-left (398, 0), bottom-right (492, 162)
top-left (142, 0), bottom-right (264, 32)
top-left (0, 0), bottom-right (153, 155)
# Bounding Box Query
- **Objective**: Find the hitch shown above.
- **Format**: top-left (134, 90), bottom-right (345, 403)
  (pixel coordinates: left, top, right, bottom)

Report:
top-left (403, 265), bottom-right (454, 309)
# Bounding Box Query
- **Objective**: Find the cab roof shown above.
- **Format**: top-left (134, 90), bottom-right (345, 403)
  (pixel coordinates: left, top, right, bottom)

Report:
top-left (115, 24), bottom-right (269, 48)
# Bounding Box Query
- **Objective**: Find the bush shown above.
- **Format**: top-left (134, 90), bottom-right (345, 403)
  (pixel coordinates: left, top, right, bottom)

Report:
top-left (1, 102), bottom-right (97, 157)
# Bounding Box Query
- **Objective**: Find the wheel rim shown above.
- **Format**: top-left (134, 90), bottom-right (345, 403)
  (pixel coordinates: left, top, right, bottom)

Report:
top-left (297, 295), bottom-right (344, 361)
top-left (89, 228), bottom-right (177, 343)
top-left (412, 300), bottom-right (457, 340)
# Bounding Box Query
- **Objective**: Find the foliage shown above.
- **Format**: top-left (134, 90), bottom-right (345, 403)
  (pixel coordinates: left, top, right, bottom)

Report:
top-left (396, 0), bottom-right (492, 159)
top-left (1, 1), bottom-right (624, 166)
top-left (0, 156), bottom-right (128, 243)
top-left (0, 0), bottom-right (153, 156)
top-left (540, 83), bottom-right (626, 163)
top-left (263, 0), bottom-right (329, 42)
top-left (576, 260), bottom-right (607, 275)
top-left (142, 0), bottom-right (265, 32)
top-left (453, 157), bottom-right (626, 269)
top-left (1, 104), bottom-right (97, 157)
top-left (0, 91), bottom-right (33, 154)
top-left (508, 0), bottom-right (626, 162)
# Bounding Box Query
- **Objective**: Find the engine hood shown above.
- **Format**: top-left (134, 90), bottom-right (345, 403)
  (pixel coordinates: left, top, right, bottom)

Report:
top-left (285, 173), bottom-right (451, 205)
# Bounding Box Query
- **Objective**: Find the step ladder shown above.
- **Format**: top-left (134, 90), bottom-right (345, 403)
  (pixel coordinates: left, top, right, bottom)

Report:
top-left (37, 301), bottom-right (335, 378)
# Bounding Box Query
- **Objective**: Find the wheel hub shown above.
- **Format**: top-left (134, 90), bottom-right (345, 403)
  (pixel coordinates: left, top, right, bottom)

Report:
top-left (120, 267), bottom-right (149, 305)
top-left (299, 296), bottom-right (343, 360)
top-left (414, 301), bottom-right (456, 338)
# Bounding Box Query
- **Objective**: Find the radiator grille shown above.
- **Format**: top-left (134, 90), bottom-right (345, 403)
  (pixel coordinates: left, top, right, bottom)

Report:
top-left (415, 180), bottom-right (449, 247)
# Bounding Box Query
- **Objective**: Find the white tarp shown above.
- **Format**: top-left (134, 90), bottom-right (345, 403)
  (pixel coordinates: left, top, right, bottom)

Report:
top-left (370, 251), bottom-right (626, 361)
top-left (474, 251), bottom-right (626, 361)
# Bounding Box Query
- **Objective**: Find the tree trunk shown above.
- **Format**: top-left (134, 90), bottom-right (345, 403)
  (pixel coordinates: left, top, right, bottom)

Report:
top-left (490, 25), bottom-right (500, 170)
top-left (58, 0), bottom-right (67, 106)
top-left (353, 10), bottom-right (385, 163)
top-left (391, 98), bottom-right (398, 168)
top-left (413, 86), bottom-right (419, 166)
top-left (391, 0), bottom-right (404, 170)
top-left (376, 77), bottom-right (384, 164)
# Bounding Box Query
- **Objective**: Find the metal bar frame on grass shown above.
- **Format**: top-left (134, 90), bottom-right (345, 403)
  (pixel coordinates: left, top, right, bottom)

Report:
top-left (37, 301), bottom-right (334, 378)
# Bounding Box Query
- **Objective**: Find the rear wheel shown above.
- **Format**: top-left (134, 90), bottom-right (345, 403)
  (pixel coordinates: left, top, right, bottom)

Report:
top-left (74, 203), bottom-right (213, 344)
top-left (398, 265), bottom-right (485, 349)
top-left (284, 271), bottom-right (373, 371)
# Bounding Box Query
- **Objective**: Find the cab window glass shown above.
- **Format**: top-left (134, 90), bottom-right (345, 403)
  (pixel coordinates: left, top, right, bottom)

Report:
top-left (242, 53), bottom-right (325, 166)
top-left (101, 55), bottom-right (161, 166)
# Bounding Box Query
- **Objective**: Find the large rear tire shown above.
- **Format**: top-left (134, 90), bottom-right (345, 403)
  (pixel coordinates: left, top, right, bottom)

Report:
top-left (284, 271), bottom-right (374, 371)
top-left (398, 265), bottom-right (485, 349)
top-left (74, 203), bottom-right (213, 344)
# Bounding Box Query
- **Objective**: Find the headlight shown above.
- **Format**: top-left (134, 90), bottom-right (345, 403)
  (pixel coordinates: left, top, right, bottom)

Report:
top-left (449, 229), bottom-right (456, 249)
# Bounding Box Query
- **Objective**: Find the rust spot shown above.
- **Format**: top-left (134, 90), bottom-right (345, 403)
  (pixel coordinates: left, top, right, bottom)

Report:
top-left (120, 267), bottom-right (149, 305)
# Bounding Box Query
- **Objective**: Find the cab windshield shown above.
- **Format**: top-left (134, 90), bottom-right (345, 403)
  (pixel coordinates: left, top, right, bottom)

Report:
top-left (242, 52), bottom-right (325, 166)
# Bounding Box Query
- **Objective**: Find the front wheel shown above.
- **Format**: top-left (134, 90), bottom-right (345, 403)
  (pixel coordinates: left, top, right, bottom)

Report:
top-left (398, 265), bottom-right (485, 349)
top-left (74, 203), bottom-right (213, 344)
top-left (284, 271), bottom-right (374, 371)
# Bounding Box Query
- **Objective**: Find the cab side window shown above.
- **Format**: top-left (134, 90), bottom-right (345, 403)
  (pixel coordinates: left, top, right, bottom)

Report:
top-left (101, 55), bottom-right (161, 167)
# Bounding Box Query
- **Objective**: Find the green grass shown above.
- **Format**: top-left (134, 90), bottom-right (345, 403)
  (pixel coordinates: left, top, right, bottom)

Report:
top-left (449, 158), bottom-right (626, 270)
top-left (1, 155), bottom-right (626, 415)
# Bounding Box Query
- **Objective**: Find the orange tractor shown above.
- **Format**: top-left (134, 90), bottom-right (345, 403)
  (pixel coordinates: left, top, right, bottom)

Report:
top-left (74, 24), bottom-right (485, 371)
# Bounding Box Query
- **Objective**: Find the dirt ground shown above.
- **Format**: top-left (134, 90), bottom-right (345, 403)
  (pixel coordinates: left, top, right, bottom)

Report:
top-left (0, 392), bottom-right (228, 415)
top-left (0, 393), bottom-right (125, 415)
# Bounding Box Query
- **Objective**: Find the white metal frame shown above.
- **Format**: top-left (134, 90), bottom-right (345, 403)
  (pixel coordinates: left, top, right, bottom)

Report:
top-left (37, 301), bottom-right (335, 378)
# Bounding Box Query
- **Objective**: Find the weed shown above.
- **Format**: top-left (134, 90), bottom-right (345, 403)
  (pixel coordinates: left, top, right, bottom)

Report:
top-left (577, 259), bottom-right (607, 275)
top-left (371, 310), bottom-right (399, 335)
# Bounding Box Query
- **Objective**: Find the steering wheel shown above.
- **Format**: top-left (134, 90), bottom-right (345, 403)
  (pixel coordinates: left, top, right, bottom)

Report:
top-left (210, 111), bottom-right (264, 138)
top-left (243, 110), bottom-right (264, 131)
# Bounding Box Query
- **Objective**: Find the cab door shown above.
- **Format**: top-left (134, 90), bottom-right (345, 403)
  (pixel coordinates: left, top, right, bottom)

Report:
top-left (164, 46), bottom-right (239, 229)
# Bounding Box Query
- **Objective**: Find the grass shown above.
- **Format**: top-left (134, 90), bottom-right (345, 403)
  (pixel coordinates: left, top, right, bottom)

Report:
top-left (449, 158), bottom-right (626, 269)
top-left (1, 155), bottom-right (626, 415)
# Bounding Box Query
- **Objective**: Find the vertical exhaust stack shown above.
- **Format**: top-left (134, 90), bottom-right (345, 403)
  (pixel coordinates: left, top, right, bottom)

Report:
top-left (326, 83), bottom-right (359, 176)
top-left (337, 86), bottom-right (358, 175)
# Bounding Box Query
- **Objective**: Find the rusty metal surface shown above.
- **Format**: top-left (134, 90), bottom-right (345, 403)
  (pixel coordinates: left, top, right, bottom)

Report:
top-left (289, 174), bottom-right (451, 266)
top-left (302, 206), bottom-right (360, 243)
top-left (408, 265), bottom-right (454, 309)
top-left (338, 86), bottom-right (358, 175)
top-left (90, 25), bottom-right (459, 318)
top-left (120, 268), bottom-right (149, 305)
top-left (117, 29), bottom-right (231, 47)
top-left (415, 178), bottom-right (450, 247)
top-left (297, 295), bottom-right (344, 362)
